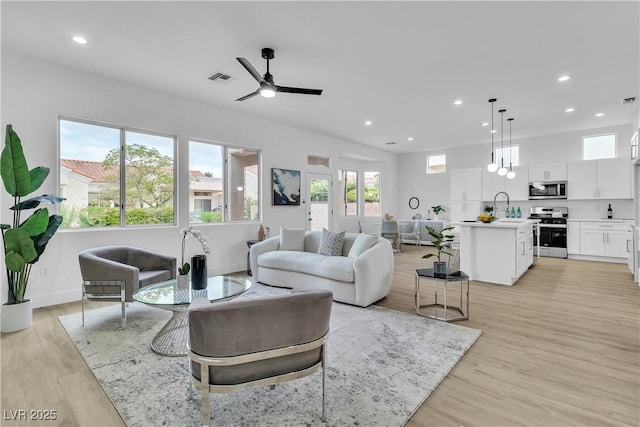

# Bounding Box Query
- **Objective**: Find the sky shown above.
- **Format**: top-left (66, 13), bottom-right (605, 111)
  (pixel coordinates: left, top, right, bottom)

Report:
top-left (60, 119), bottom-right (223, 177)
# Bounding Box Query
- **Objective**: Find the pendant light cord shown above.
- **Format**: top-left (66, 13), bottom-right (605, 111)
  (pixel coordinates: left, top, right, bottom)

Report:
top-left (499, 109), bottom-right (506, 167)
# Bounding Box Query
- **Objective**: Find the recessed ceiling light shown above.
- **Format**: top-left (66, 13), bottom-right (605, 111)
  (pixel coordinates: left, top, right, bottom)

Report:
top-left (364, 120), bottom-right (372, 126)
top-left (407, 137), bottom-right (414, 141)
top-left (72, 35), bottom-right (88, 45)
top-left (565, 108), bottom-right (575, 113)
top-left (595, 112), bottom-right (605, 117)
top-left (481, 122), bottom-right (489, 127)
top-left (490, 129), bottom-right (497, 134)
top-left (454, 100), bottom-right (463, 105)
top-left (558, 75), bottom-right (572, 82)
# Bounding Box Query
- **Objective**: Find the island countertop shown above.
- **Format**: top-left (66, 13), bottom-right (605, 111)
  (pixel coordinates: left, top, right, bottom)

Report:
top-left (456, 219), bottom-right (535, 229)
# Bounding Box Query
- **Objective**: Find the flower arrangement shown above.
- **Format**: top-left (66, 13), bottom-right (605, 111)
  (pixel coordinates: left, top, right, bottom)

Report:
top-left (477, 213), bottom-right (496, 223)
top-left (179, 227), bottom-right (210, 275)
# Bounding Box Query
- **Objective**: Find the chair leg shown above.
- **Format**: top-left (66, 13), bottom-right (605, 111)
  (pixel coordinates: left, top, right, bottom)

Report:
top-left (121, 289), bottom-right (126, 328)
top-left (81, 286), bottom-right (85, 326)
top-left (201, 365), bottom-right (210, 427)
top-left (321, 343), bottom-right (327, 422)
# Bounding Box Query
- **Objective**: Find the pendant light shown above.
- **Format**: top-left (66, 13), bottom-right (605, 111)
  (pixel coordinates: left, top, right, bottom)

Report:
top-left (506, 117), bottom-right (516, 179)
top-left (486, 98), bottom-right (498, 172)
top-left (497, 109), bottom-right (508, 176)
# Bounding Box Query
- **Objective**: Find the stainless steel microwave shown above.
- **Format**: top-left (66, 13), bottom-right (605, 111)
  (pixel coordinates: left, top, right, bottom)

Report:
top-left (528, 181), bottom-right (567, 200)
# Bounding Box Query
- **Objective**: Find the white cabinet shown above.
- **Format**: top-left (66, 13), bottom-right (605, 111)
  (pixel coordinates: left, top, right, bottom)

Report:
top-left (529, 162), bottom-right (566, 182)
top-left (516, 229), bottom-right (534, 279)
top-left (482, 166), bottom-right (528, 201)
top-left (580, 221), bottom-right (632, 258)
top-left (451, 168), bottom-right (483, 201)
top-left (450, 201), bottom-right (482, 222)
top-left (567, 221), bottom-right (580, 254)
top-left (568, 158), bottom-right (631, 200)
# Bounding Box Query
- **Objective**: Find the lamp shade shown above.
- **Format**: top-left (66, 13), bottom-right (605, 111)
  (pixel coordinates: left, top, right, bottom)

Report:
top-left (497, 167), bottom-right (508, 176)
top-left (487, 163), bottom-right (499, 173)
top-left (506, 170), bottom-right (516, 179)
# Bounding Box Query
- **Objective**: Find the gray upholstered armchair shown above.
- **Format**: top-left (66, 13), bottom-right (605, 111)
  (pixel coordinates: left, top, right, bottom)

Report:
top-left (78, 246), bottom-right (177, 326)
top-left (188, 289), bottom-right (333, 426)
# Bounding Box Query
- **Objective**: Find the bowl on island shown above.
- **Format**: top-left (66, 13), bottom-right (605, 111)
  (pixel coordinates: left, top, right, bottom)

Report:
top-left (477, 213), bottom-right (496, 223)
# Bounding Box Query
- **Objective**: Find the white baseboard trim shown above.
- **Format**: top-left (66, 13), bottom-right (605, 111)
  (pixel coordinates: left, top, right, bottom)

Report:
top-left (567, 254), bottom-right (627, 264)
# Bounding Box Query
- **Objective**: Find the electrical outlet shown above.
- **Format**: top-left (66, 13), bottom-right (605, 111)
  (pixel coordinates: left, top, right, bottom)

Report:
top-left (40, 267), bottom-right (48, 277)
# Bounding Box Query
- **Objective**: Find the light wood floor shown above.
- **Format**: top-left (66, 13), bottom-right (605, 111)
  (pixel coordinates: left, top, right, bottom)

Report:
top-left (2, 249), bottom-right (639, 426)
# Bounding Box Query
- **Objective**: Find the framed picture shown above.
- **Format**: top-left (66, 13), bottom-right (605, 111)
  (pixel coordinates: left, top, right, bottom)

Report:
top-left (272, 168), bottom-right (301, 206)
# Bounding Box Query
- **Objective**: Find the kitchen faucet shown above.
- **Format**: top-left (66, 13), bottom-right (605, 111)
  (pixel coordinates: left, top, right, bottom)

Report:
top-left (493, 191), bottom-right (510, 218)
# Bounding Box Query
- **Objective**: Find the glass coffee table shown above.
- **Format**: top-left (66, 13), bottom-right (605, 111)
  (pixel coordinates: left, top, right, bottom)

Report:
top-left (133, 275), bottom-right (252, 356)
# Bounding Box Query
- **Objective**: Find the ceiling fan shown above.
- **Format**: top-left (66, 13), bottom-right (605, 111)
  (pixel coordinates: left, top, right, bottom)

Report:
top-left (235, 47), bottom-right (323, 101)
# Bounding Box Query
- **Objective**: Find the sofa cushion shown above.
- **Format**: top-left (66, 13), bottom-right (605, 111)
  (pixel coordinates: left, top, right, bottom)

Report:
top-left (279, 228), bottom-right (305, 251)
top-left (318, 229), bottom-right (345, 256)
top-left (348, 233), bottom-right (379, 258)
top-left (258, 251), bottom-right (355, 282)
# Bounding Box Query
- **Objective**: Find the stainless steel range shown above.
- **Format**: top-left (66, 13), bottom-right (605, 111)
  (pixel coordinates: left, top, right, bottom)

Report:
top-left (528, 207), bottom-right (568, 258)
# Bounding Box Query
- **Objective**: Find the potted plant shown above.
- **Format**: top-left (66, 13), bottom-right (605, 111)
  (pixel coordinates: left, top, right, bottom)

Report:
top-left (1, 125), bottom-right (64, 332)
top-left (179, 226), bottom-right (210, 289)
top-left (431, 205), bottom-right (445, 220)
top-left (422, 225), bottom-right (455, 277)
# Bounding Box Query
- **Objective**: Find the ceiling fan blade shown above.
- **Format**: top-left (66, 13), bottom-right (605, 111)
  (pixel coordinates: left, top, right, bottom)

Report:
top-left (275, 85), bottom-right (323, 96)
top-left (236, 57), bottom-right (264, 83)
top-left (235, 89), bottom-right (261, 102)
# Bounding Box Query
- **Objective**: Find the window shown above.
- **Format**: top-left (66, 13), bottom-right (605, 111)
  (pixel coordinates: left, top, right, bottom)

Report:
top-left (59, 118), bottom-right (176, 228)
top-left (188, 141), bottom-right (259, 223)
top-left (427, 154), bottom-right (446, 174)
top-left (583, 134), bottom-right (616, 160)
top-left (339, 170), bottom-right (358, 216)
top-left (363, 171), bottom-right (380, 217)
top-left (496, 145), bottom-right (519, 167)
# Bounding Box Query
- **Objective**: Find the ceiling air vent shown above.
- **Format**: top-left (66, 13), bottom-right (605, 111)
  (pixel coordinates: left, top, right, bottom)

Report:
top-left (622, 97), bottom-right (636, 105)
top-left (385, 141), bottom-right (397, 145)
top-left (208, 72), bottom-right (236, 84)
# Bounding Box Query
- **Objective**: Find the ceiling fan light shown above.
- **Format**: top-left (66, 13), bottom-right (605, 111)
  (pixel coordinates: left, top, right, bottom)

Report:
top-left (487, 163), bottom-right (498, 173)
top-left (497, 167), bottom-right (508, 176)
top-left (506, 170), bottom-right (516, 179)
top-left (260, 87), bottom-right (275, 98)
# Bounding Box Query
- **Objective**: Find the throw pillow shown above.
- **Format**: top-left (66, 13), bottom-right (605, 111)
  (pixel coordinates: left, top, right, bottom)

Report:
top-left (279, 227), bottom-right (306, 251)
top-left (348, 233), bottom-right (379, 258)
top-left (318, 228), bottom-right (345, 256)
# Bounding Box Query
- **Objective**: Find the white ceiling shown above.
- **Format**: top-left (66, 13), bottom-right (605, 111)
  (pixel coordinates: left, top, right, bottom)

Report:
top-left (2, 1), bottom-right (639, 154)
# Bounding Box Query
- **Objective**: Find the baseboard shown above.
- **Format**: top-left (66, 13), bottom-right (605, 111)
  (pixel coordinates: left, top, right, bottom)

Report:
top-left (30, 289), bottom-right (80, 309)
top-left (567, 254), bottom-right (627, 264)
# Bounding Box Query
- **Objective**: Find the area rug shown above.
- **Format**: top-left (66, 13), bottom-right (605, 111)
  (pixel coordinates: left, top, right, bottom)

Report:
top-left (59, 284), bottom-right (481, 427)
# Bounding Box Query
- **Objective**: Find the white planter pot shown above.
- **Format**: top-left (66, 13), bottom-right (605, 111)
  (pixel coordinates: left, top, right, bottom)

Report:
top-left (177, 274), bottom-right (189, 289)
top-left (1, 299), bottom-right (33, 333)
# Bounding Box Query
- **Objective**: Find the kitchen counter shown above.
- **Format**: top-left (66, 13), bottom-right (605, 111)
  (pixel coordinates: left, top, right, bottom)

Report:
top-left (567, 218), bottom-right (633, 222)
top-left (459, 221), bottom-right (534, 286)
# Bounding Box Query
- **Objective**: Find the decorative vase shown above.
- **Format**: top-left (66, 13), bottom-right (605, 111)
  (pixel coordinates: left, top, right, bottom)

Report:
top-left (191, 255), bottom-right (208, 290)
top-left (1, 299), bottom-right (33, 333)
top-left (433, 261), bottom-right (447, 278)
top-left (177, 274), bottom-right (189, 289)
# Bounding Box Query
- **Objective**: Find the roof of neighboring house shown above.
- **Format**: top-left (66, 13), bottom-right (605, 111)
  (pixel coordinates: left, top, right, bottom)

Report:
top-left (60, 159), bottom-right (117, 183)
top-left (60, 159), bottom-right (212, 183)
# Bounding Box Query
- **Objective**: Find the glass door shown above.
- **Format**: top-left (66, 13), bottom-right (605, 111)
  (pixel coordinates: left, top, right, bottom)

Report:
top-left (307, 173), bottom-right (332, 231)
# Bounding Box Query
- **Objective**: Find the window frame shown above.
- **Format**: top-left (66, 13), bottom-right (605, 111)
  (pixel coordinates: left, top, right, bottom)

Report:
top-left (363, 171), bottom-right (381, 218)
top-left (582, 133), bottom-right (617, 160)
top-left (58, 116), bottom-right (177, 229)
top-left (188, 138), bottom-right (261, 224)
top-left (338, 169), bottom-right (359, 216)
top-left (426, 154), bottom-right (447, 174)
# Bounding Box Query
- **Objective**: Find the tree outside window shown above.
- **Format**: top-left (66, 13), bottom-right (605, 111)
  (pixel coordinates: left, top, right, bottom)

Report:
top-left (364, 171), bottom-right (380, 217)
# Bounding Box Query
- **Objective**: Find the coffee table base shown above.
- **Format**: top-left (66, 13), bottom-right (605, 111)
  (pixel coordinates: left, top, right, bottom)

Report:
top-left (151, 308), bottom-right (189, 357)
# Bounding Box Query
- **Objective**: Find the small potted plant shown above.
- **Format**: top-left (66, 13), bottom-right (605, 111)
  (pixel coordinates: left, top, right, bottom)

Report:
top-left (431, 205), bottom-right (445, 220)
top-left (422, 225), bottom-right (455, 277)
top-left (179, 226), bottom-right (210, 289)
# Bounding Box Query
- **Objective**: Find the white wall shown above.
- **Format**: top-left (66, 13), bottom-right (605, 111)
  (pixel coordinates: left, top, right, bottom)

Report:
top-left (398, 124), bottom-right (635, 221)
top-left (0, 51), bottom-right (398, 307)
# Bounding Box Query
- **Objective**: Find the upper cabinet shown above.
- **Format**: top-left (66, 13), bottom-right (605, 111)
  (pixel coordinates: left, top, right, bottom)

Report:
top-left (567, 158), bottom-right (631, 200)
top-left (450, 168), bottom-right (483, 201)
top-left (528, 162), bottom-right (567, 182)
top-left (482, 166), bottom-right (528, 201)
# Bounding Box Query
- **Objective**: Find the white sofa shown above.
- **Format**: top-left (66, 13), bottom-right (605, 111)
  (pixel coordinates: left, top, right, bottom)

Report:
top-left (249, 230), bottom-right (394, 307)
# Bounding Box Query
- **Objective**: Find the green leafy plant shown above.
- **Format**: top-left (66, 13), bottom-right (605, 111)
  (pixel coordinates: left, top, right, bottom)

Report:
top-left (1, 125), bottom-right (65, 304)
top-left (431, 205), bottom-right (445, 215)
top-left (421, 226), bottom-right (455, 263)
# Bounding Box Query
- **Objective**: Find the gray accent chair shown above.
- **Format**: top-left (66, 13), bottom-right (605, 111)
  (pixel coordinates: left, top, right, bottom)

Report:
top-left (188, 289), bottom-right (333, 426)
top-left (78, 246), bottom-right (177, 326)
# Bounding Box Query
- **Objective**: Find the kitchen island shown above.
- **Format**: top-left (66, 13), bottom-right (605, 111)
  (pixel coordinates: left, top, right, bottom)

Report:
top-left (459, 220), bottom-right (534, 286)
